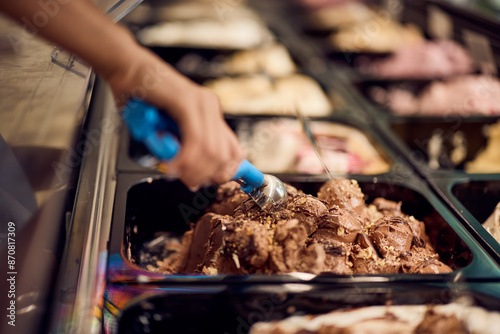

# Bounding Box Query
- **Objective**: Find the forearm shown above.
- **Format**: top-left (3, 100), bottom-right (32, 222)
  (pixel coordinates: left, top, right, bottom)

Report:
top-left (1, 0), bottom-right (137, 78)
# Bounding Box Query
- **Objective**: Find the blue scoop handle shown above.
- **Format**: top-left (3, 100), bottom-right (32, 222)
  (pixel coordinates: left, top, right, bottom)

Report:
top-left (122, 99), bottom-right (263, 193)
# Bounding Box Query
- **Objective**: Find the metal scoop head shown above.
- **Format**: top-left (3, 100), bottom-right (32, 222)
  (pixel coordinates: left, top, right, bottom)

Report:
top-left (248, 174), bottom-right (288, 211)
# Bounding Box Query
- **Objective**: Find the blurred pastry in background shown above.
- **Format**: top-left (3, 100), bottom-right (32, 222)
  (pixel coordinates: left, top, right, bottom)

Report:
top-left (330, 18), bottom-right (423, 53)
top-left (357, 40), bottom-right (475, 79)
top-left (250, 303), bottom-right (500, 334)
top-left (484, 202), bottom-right (500, 243)
top-left (126, 0), bottom-right (257, 31)
top-left (303, 1), bottom-right (376, 30)
top-left (204, 74), bottom-right (332, 116)
top-left (370, 75), bottom-right (500, 116)
top-left (466, 120), bottom-right (500, 173)
top-left (238, 119), bottom-right (390, 174)
top-left (136, 16), bottom-right (273, 49)
top-left (176, 43), bottom-right (296, 78)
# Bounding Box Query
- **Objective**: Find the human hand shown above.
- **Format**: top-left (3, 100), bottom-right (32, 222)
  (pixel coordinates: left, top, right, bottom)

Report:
top-left (102, 40), bottom-right (245, 190)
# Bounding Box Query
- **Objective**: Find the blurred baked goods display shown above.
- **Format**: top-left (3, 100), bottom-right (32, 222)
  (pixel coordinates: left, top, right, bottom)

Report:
top-left (465, 120), bottom-right (500, 173)
top-left (135, 1), bottom-right (273, 49)
top-left (152, 179), bottom-right (452, 275)
top-left (304, 1), bottom-right (376, 30)
top-left (136, 16), bottom-right (274, 49)
top-left (237, 119), bottom-right (389, 174)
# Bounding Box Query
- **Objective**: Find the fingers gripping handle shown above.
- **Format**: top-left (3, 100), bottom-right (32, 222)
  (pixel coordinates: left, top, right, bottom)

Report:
top-left (122, 99), bottom-right (264, 193)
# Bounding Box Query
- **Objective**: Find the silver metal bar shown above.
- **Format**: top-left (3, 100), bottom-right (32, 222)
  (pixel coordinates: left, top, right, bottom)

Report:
top-left (296, 111), bottom-right (336, 181)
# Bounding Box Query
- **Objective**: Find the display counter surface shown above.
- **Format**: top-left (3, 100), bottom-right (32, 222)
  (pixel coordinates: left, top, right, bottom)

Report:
top-left (0, 13), bottom-right (93, 206)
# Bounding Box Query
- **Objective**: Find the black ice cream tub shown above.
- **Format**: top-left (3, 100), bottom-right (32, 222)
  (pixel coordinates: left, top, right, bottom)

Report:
top-left (353, 79), bottom-right (500, 122)
top-left (372, 113), bottom-right (500, 176)
top-left (102, 281), bottom-right (500, 334)
top-left (106, 172), bottom-right (500, 285)
top-left (116, 114), bottom-right (395, 176)
top-left (145, 43), bottom-right (340, 114)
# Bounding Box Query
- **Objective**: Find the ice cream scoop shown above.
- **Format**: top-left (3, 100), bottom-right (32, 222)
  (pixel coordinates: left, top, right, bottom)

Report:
top-left (122, 99), bottom-right (287, 211)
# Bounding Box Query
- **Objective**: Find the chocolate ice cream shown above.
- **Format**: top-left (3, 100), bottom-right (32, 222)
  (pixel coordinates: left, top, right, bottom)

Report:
top-left (156, 178), bottom-right (453, 275)
top-left (370, 216), bottom-right (413, 256)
